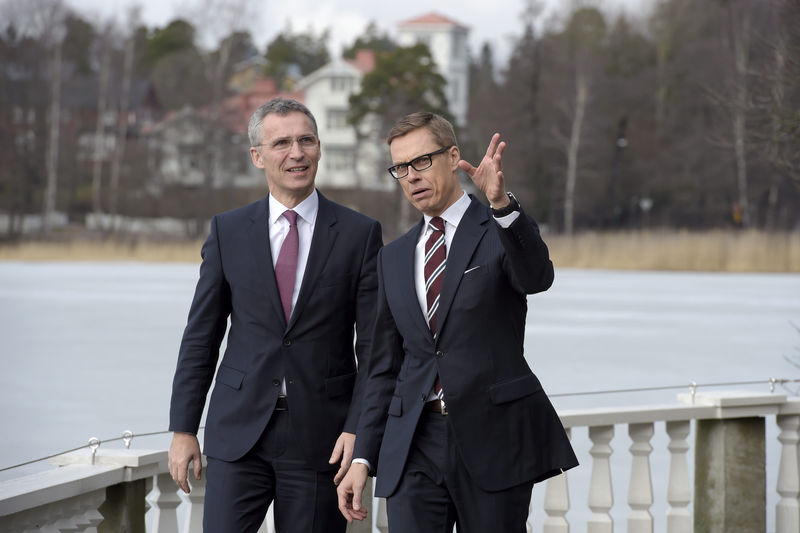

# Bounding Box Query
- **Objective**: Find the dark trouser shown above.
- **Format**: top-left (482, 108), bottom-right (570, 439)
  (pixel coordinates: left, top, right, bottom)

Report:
top-left (203, 410), bottom-right (345, 533)
top-left (387, 410), bottom-right (534, 533)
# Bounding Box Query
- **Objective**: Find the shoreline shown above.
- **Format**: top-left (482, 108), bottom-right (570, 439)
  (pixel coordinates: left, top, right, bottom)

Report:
top-left (1, 229), bottom-right (798, 273)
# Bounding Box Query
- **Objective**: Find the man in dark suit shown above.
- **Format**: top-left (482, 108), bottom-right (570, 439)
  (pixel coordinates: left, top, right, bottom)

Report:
top-left (338, 112), bottom-right (577, 532)
top-left (168, 98), bottom-right (382, 532)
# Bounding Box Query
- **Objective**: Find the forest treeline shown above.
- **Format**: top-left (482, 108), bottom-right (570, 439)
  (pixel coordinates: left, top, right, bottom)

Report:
top-left (1, 0), bottom-right (798, 240)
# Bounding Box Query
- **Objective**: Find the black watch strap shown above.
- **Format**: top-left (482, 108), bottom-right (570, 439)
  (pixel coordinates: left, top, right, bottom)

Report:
top-left (490, 192), bottom-right (519, 217)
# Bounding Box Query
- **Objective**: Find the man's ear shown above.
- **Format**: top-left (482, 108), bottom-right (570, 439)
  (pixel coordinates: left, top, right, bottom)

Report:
top-left (250, 147), bottom-right (265, 169)
top-left (449, 145), bottom-right (460, 170)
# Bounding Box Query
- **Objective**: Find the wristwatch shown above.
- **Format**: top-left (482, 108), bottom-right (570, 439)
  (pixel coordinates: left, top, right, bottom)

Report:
top-left (490, 192), bottom-right (520, 217)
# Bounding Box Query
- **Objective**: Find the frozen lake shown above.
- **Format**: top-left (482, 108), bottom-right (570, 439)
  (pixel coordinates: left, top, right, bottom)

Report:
top-left (1, 261), bottom-right (798, 529)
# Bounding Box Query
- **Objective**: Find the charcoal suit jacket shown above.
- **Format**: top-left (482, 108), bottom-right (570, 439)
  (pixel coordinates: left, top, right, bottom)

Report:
top-left (354, 195), bottom-right (577, 496)
top-left (169, 191), bottom-right (382, 471)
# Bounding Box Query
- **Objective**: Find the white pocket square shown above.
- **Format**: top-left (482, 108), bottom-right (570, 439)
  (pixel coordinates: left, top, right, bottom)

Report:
top-left (464, 265), bottom-right (482, 274)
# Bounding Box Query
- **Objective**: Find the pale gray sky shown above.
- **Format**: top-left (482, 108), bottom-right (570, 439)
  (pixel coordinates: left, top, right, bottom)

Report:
top-left (63, 0), bottom-right (655, 66)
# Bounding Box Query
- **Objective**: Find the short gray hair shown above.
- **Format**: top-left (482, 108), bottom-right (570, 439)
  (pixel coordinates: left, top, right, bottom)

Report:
top-left (247, 98), bottom-right (318, 146)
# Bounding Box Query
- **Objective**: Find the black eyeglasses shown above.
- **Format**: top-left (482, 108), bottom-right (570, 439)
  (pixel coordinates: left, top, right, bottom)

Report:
top-left (387, 145), bottom-right (453, 179)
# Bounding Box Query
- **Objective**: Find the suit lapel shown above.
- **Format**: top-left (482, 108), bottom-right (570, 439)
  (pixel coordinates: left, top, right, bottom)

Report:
top-left (247, 197), bottom-right (286, 327)
top-left (288, 191), bottom-right (337, 331)
top-left (436, 197), bottom-right (489, 340)
top-left (395, 219), bottom-right (431, 340)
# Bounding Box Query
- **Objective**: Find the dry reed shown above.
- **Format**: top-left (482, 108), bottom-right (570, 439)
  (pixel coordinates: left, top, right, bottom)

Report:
top-left (1, 230), bottom-right (798, 272)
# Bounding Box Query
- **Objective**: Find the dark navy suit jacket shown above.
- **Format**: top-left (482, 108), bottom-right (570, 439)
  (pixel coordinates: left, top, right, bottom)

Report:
top-left (354, 196), bottom-right (577, 496)
top-left (169, 191), bottom-right (382, 471)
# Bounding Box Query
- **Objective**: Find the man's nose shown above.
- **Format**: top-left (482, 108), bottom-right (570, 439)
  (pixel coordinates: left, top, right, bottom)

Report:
top-left (288, 140), bottom-right (304, 158)
top-left (406, 167), bottom-right (422, 182)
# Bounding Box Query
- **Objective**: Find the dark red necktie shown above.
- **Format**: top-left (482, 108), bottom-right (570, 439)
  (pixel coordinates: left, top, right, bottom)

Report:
top-left (425, 216), bottom-right (446, 396)
top-left (275, 210), bottom-right (298, 323)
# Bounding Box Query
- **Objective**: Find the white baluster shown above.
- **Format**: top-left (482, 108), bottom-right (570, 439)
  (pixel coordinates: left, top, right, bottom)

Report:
top-left (588, 425), bottom-right (614, 533)
top-left (53, 497), bottom-right (81, 533)
top-left (376, 496), bottom-right (389, 533)
top-left (627, 423), bottom-right (654, 533)
top-left (776, 414), bottom-right (800, 533)
top-left (255, 503), bottom-right (275, 533)
top-left (666, 420), bottom-right (691, 533)
top-left (544, 425), bottom-right (571, 533)
top-left (147, 472), bottom-right (181, 533)
top-left (544, 471), bottom-right (570, 533)
top-left (182, 464), bottom-right (207, 533)
top-left (527, 499), bottom-right (533, 533)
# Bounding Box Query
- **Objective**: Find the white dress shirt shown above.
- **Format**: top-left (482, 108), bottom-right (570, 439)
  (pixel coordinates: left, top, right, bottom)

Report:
top-left (269, 190), bottom-right (318, 395)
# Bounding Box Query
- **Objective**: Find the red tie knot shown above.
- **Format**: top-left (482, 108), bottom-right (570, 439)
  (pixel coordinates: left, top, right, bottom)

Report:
top-left (283, 210), bottom-right (298, 226)
top-left (430, 216), bottom-right (445, 233)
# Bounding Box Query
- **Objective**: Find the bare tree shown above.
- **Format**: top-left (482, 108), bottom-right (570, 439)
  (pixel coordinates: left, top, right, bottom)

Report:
top-left (728, 1), bottom-right (753, 228)
top-left (182, 0), bottom-right (257, 228)
top-left (41, 1), bottom-right (67, 235)
top-left (91, 23), bottom-right (113, 215)
top-left (563, 71), bottom-right (588, 235)
top-left (108, 6), bottom-right (139, 226)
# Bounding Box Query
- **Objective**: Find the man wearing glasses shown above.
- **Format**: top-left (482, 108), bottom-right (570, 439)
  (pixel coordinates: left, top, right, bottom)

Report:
top-left (338, 112), bottom-right (577, 532)
top-left (168, 98), bottom-right (382, 532)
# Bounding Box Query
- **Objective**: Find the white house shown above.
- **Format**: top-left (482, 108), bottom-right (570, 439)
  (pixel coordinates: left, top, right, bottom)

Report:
top-left (396, 12), bottom-right (470, 126)
top-left (298, 52), bottom-right (391, 191)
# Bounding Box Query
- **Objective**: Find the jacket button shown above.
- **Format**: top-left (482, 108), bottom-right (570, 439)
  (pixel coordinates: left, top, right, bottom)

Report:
top-left (435, 350), bottom-right (444, 358)
top-left (272, 379), bottom-right (280, 387)
top-left (283, 339), bottom-right (291, 347)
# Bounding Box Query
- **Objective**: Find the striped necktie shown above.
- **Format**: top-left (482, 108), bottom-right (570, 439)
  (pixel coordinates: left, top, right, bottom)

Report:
top-left (425, 216), bottom-right (446, 397)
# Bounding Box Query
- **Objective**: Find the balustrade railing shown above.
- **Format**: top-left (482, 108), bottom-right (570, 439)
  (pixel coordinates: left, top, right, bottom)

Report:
top-left (2, 389), bottom-right (799, 533)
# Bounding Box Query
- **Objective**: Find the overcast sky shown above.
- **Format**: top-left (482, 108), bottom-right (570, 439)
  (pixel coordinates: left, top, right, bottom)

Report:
top-left (63, 0), bottom-right (655, 66)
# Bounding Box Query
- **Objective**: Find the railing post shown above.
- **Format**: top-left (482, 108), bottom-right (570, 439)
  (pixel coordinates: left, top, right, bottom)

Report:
top-left (98, 478), bottom-right (147, 533)
top-left (627, 422), bottom-right (654, 533)
top-left (666, 420), bottom-right (691, 533)
top-left (776, 414), bottom-right (800, 533)
top-left (588, 425), bottom-right (614, 533)
top-left (694, 417), bottom-right (766, 533)
top-left (147, 472), bottom-right (181, 533)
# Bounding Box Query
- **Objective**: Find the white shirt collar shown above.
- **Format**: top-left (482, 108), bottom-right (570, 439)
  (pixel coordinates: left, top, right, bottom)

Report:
top-left (423, 191), bottom-right (470, 230)
top-left (269, 189), bottom-right (319, 226)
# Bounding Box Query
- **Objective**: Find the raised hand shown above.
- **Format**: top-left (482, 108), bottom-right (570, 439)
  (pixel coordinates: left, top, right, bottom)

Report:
top-left (457, 133), bottom-right (509, 208)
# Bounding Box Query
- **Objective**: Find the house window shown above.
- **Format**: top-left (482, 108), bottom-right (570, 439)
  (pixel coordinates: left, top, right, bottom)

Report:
top-left (325, 147), bottom-right (355, 172)
top-left (326, 108), bottom-right (349, 130)
top-left (330, 76), bottom-right (353, 92)
top-left (180, 144), bottom-right (203, 171)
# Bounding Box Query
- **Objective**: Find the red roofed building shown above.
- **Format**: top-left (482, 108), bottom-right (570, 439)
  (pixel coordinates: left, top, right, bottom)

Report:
top-left (397, 12), bottom-right (470, 125)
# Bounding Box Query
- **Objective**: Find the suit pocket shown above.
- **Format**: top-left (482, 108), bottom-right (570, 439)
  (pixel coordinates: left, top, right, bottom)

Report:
top-left (325, 372), bottom-right (356, 398)
top-left (488, 373), bottom-right (543, 404)
top-left (216, 365), bottom-right (245, 390)
top-left (317, 273), bottom-right (354, 288)
top-left (388, 395), bottom-right (403, 417)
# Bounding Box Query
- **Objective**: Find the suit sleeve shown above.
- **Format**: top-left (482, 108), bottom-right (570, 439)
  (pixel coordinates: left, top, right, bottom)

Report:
top-left (495, 205), bottom-right (554, 295)
top-left (353, 249), bottom-right (405, 466)
top-left (169, 216), bottom-right (231, 434)
top-left (342, 219), bottom-right (383, 433)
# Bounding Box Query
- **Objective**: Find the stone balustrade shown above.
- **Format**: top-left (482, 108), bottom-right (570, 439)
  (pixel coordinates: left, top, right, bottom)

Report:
top-left (1, 390), bottom-right (798, 532)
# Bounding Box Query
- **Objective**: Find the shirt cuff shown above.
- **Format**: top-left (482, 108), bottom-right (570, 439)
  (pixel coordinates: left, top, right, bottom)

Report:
top-left (493, 210), bottom-right (520, 228)
top-left (352, 458), bottom-right (373, 472)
